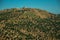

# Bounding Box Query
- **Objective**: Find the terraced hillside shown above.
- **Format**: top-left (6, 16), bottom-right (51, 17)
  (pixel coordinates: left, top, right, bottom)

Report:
top-left (0, 8), bottom-right (60, 40)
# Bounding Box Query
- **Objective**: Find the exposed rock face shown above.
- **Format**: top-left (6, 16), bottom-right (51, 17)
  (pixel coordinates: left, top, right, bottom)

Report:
top-left (0, 8), bottom-right (60, 40)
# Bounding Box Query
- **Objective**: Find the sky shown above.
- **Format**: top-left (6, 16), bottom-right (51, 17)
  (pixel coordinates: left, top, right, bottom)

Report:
top-left (0, 0), bottom-right (60, 14)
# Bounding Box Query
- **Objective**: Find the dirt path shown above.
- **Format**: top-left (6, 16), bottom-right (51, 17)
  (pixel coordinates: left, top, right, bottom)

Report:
top-left (33, 9), bottom-right (48, 18)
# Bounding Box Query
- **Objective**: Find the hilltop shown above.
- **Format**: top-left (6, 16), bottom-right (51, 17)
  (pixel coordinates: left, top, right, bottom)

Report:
top-left (0, 8), bottom-right (60, 40)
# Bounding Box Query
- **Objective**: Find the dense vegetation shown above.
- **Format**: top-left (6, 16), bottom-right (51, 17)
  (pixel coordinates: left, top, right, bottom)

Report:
top-left (0, 8), bottom-right (60, 40)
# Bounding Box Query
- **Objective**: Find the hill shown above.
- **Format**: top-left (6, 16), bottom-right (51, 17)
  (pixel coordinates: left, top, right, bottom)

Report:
top-left (0, 8), bottom-right (60, 40)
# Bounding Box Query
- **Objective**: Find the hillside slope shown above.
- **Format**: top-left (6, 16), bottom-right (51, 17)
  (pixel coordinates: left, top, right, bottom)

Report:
top-left (0, 8), bottom-right (60, 40)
